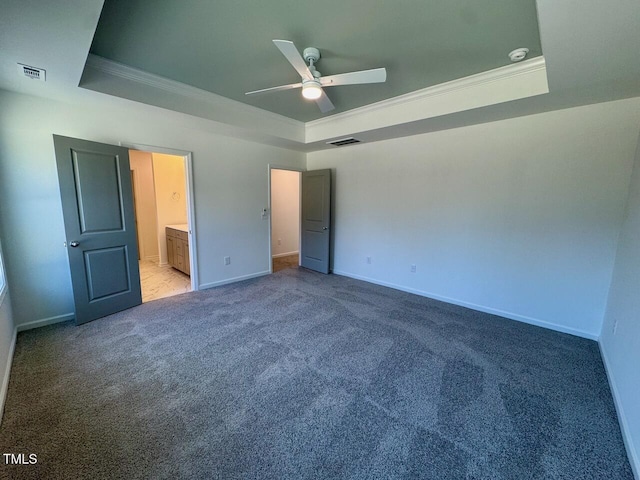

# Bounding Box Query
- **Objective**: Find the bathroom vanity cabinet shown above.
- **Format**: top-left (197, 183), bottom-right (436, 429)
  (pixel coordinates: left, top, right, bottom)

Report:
top-left (166, 225), bottom-right (190, 275)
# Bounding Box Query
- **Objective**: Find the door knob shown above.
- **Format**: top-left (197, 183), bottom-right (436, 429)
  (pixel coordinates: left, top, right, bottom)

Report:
top-left (70, 241), bottom-right (80, 248)
top-left (322, 227), bottom-right (328, 230)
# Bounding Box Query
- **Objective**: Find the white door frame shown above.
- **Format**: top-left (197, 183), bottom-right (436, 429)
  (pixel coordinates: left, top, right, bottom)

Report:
top-left (122, 142), bottom-right (199, 292)
top-left (267, 164), bottom-right (304, 274)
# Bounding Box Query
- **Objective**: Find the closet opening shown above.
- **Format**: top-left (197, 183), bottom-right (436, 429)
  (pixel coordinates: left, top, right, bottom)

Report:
top-left (269, 167), bottom-right (302, 273)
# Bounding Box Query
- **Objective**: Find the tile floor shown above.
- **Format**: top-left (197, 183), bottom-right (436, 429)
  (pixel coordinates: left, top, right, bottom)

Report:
top-left (139, 260), bottom-right (191, 303)
top-left (139, 254), bottom-right (296, 303)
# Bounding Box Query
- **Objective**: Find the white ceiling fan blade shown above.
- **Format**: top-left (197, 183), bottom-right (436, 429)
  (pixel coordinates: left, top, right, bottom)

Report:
top-left (315, 90), bottom-right (335, 113)
top-left (321, 67), bottom-right (387, 87)
top-left (245, 82), bottom-right (302, 95)
top-left (273, 39), bottom-right (313, 81)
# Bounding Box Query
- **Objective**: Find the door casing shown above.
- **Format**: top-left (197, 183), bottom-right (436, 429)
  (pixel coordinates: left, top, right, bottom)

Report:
top-left (268, 165), bottom-right (303, 273)
top-left (123, 142), bottom-right (199, 292)
top-left (268, 165), bottom-right (332, 274)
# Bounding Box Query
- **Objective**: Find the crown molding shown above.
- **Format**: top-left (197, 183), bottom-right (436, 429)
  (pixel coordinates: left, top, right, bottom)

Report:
top-left (84, 54), bottom-right (547, 148)
top-left (84, 54), bottom-right (304, 131)
top-left (307, 56), bottom-right (547, 129)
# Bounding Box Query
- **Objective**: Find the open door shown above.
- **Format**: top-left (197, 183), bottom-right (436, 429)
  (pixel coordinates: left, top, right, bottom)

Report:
top-left (301, 169), bottom-right (331, 274)
top-left (53, 135), bottom-right (142, 325)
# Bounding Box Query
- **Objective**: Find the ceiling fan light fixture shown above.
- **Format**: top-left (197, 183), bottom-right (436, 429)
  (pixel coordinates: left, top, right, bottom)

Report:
top-left (302, 81), bottom-right (322, 100)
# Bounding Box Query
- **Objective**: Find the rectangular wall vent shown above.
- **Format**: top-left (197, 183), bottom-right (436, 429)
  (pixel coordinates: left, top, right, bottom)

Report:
top-left (327, 137), bottom-right (361, 147)
top-left (18, 64), bottom-right (46, 82)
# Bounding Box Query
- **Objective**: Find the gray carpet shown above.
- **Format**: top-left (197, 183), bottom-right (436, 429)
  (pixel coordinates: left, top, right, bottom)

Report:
top-left (0, 268), bottom-right (633, 479)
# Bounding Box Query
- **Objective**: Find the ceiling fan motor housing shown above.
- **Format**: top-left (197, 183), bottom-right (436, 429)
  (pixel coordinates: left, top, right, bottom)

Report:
top-left (303, 47), bottom-right (321, 64)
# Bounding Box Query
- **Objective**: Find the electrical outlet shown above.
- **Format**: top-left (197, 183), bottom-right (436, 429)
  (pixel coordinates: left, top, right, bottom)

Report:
top-left (410, 264), bottom-right (417, 273)
top-left (613, 319), bottom-right (618, 335)
top-left (224, 256), bottom-right (231, 266)
top-left (278, 239), bottom-right (281, 245)
top-left (366, 256), bottom-right (372, 264)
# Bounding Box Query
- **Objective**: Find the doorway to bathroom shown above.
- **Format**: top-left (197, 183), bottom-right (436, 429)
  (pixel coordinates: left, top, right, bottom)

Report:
top-left (129, 150), bottom-right (193, 302)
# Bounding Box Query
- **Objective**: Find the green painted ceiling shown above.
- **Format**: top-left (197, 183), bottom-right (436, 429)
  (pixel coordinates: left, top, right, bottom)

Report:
top-left (90, 0), bottom-right (543, 122)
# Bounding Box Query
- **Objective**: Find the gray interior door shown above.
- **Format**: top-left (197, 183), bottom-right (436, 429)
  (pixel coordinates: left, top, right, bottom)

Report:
top-left (53, 135), bottom-right (142, 325)
top-left (301, 169), bottom-right (331, 274)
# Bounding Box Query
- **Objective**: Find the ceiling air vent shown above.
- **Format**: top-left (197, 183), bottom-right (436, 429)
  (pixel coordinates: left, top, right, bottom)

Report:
top-left (18, 64), bottom-right (46, 82)
top-left (327, 137), bottom-right (360, 147)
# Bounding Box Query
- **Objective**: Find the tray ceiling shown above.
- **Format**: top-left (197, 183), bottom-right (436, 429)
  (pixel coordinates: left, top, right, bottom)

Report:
top-left (90, 0), bottom-right (543, 122)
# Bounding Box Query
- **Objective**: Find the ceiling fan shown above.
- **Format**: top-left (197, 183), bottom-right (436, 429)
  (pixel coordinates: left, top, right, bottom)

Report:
top-left (245, 40), bottom-right (387, 113)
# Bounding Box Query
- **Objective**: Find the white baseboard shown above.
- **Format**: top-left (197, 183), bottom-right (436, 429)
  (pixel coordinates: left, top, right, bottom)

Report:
top-left (143, 255), bottom-right (159, 263)
top-left (272, 251), bottom-right (299, 259)
top-left (199, 271), bottom-right (270, 290)
top-left (16, 312), bottom-right (74, 332)
top-left (1, 312), bottom-right (73, 426)
top-left (0, 327), bottom-right (17, 427)
top-left (333, 270), bottom-right (598, 340)
top-left (599, 343), bottom-right (640, 479)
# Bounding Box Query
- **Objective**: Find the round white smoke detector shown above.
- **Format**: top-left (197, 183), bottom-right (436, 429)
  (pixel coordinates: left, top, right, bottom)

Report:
top-left (508, 48), bottom-right (529, 62)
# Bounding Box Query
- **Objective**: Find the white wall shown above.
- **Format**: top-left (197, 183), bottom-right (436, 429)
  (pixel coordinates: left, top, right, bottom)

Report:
top-left (0, 291), bottom-right (15, 424)
top-left (152, 153), bottom-right (188, 265)
top-left (271, 169), bottom-right (300, 257)
top-left (600, 131), bottom-right (640, 478)
top-left (307, 98), bottom-right (640, 339)
top-left (0, 89), bottom-right (305, 327)
top-left (130, 150), bottom-right (159, 262)
top-left (0, 235), bottom-right (15, 423)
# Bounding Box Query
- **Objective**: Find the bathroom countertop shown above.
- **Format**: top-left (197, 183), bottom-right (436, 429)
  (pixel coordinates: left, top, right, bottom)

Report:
top-left (165, 224), bottom-right (189, 233)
